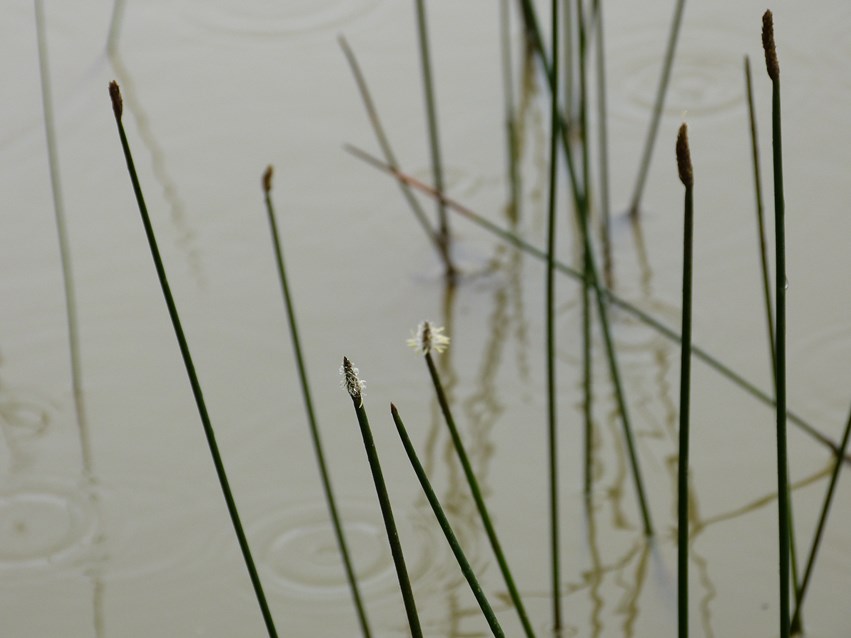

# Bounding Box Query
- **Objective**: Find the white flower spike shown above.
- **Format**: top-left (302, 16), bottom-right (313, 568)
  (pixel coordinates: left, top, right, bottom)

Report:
top-left (340, 357), bottom-right (366, 407)
top-left (407, 321), bottom-right (450, 356)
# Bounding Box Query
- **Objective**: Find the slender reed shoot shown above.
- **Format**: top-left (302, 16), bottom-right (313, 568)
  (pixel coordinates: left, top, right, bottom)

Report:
top-left (675, 122), bottom-right (695, 638)
top-left (341, 358), bottom-right (423, 638)
top-left (544, 0), bottom-right (562, 630)
top-left (108, 81), bottom-right (279, 638)
top-left (762, 12), bottom-right (790, 638)
top-left (628, 0), bottom-right (688, 216)
top-left (391, 404), bottom-right (505, 638)
top-left (791, 404), bottom-right (851, 633)
top-left (263, 168), bottom-right (372, 637)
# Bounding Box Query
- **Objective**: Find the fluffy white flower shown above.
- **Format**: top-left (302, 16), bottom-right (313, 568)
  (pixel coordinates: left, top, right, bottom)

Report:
top-left (407, 321), bottom-right (450, 356)
top-left (340, 357), bottom-right (366, 407)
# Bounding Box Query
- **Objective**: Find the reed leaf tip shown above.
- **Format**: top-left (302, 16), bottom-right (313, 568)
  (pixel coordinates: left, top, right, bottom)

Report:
top-left (406, 320), bottom-right (450, 356)
top-left (109, 80), bottom-right (123, 119)
top-left (762, 10), bottom-right (779, 81)
top-left (676, 123), bottom-right (693, 188)
top-left (262, 165), bottom-right (274, 194)
top-left (340, 356), bottom-right (366, 406)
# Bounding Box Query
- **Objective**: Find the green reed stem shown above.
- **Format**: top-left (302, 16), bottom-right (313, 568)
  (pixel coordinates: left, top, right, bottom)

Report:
top-left (342, 358), bottom-right (422, 638)
top-left (744, 56), bottom-right (777, 384)
top-left (544, 0), bottom-right (562, 631)
top-left (675, 123), bottom-right (694, 638)
top-left (593, 0), bottom-right (614, 290)
top-left (746, 54), bottom-right (803, 627)
top-left (262, 170), bottom-right (371, 638)
top-left (628, 0), bottom-right (687, 217)
top-left (422, 351), bottom-right (536, 638)
top-left (35, 0), bottom-right (88, 438)
top-left (500, 0), bottom-right (521, 222)
top-left (791, 403), bottom-right (851, 633)
top-left (414, 0), bottom-right (455, 281)
top-left (762, 12), bottom-right (789, 638)
top-left (344, 144), bottom-right (848, 462)
top-left (108, 82), bottom-right (278, 638)
top-left (338, 36), bottom-right (441, 258)
top-left (390, 404), bottom-right (506, 638)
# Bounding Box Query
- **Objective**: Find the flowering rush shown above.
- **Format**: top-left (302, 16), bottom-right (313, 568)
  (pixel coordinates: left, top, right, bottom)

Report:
top-left (340, 357), bottom-right (366, 407)
top-left (407, 321), bottom-right (450, 356)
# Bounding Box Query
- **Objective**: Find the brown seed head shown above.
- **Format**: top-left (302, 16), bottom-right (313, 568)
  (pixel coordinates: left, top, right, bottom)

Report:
top-left (262, 165), bottom-right (274, 194)
top-left (109, 81), bottom-right (123, 119)
top-left (762, 10), bottom-right (779, 81)
top-left (676, 123), bottom-right (693, 188)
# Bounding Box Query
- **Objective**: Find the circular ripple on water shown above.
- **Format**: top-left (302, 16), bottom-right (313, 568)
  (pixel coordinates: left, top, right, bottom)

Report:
top-left (608, 22), bottom-right (746, 124)
top-left (250, 499), bottom-right (480, 604)
top-left (179, 0), bottom-right (383, 39)
top-left (0, 477), bottom-right (98, 573)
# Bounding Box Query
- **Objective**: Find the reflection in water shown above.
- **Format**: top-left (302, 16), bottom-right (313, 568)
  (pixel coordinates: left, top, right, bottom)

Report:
top-left (107, 51), bottom-right (204, 288)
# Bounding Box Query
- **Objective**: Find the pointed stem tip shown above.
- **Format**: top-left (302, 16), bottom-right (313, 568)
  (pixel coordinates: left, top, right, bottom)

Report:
top-left (676, 123), bottom-right (693, 188)
top-left (262, 165), bottom-right (274, 194)
top-left (109, 80), bottom-right (123, 120)
top-left (762, 10), bottom-right (779, 81)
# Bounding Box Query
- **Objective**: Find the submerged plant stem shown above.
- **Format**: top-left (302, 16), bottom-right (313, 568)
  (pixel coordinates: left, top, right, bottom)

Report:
top-left (263, 170), bottom-right (371, 638)
top-left (108, 82), bottom-right (278, 638)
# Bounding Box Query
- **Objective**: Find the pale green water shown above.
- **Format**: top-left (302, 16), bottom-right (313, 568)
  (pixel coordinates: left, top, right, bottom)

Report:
top-left (1, 1), bottom-right (850, 636)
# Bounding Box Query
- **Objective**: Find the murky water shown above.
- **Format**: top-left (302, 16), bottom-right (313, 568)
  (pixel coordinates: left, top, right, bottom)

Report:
top-left (2, 0), bottom-right (850, 636)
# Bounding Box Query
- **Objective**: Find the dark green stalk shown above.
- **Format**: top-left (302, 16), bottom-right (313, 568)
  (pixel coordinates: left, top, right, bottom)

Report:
top-left (344, 145), bottom-right (848, 461)
top-left (675, 123), bottom-right (694, 638)
top-left (743, 55), bottom-right (777, 382)
top-left (35, 0), bottom-right (87, 438)
top-left (421, 350), bottom-right (536, 637)
top-left (791, 403), bottom-right (851, 633)
top-left (544, 0), bottom-right (562, 631)
top-left (262, 169), bottom-right (371, 638)
top-left (593, 0), bottom-right (614, 289)
top-left (414, 0), bottom-right (455, 281)
top-left (628, 0), bottom-right (687, 217)
top-left (745, 55), bottom-right (803, 625)
top-left (337, 36), bottom-right (441, 257)
top-left (108, 82), bottom-right (278, 638)
top-left (762, 12), bottom-right (789, 638)
top-left (390, 404), bottom-right (505, 638)
top-left (341, 358), bottom-right (422, 638)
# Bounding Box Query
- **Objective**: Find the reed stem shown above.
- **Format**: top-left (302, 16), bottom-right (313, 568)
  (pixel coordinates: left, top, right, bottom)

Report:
top-left (762, 12), bottom-right (790, 638)
top-left (263, 169), bottom-right (371, 638)
top-left (108, 82), bottom-right (279, 638)
top-left (675, 122), bottom-right (695, 638)
top-left (544, 0), bottom-right (562, 630)
top-left (628, 0), bottom-right (687, 217)
top-left (414, 0), bottom-right (455, 281)
top-left (791, 403), bottom-right (851, 633)
top-left (421, 347), bottom-right (536, 637)
top-left (390, 404), bottom-right (505, 638)
top-left (341, 358), bottom-right (422, 638)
